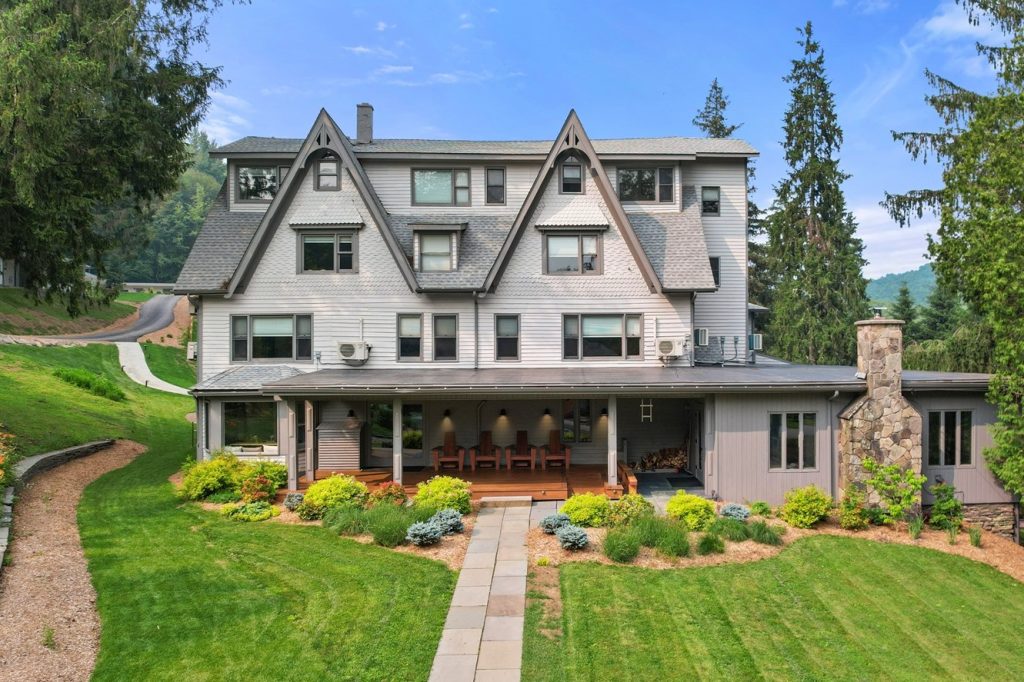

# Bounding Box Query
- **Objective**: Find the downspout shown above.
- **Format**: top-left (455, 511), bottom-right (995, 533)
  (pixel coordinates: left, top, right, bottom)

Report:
top-left (473, 292), bottom-right (482, 370)
top-left (827, 390), bottom-right (840, 499)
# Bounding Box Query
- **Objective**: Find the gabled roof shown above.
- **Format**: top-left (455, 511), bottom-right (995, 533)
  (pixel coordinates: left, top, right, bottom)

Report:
top-left (629, 186), bottom-right (716, 292)
top-left (226, 109), bottom-right (418, 296)
top-left (484, 110), bottom-right (662, 294)
top-left (390, 214), bottom-right (513, 291)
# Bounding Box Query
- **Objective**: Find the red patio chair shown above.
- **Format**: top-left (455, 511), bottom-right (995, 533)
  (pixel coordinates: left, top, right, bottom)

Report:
top-left (469, 430), bottom-right (501, 471)
top-left (506, 430), bottom-right (536, 471)
top-left (540, 429), bottom-right (571, 470)
top-left (431, 431), bottom-right (465, 472)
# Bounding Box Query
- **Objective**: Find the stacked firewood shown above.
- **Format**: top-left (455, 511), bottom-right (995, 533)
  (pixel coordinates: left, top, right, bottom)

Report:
top-left (634, 447), bottom-right (688, 472)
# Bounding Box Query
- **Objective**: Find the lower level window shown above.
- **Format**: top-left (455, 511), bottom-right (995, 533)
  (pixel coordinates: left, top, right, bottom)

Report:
top-left (928, 410), bottom-right (972, 466)
top-left (369, 402), bottom-right (423, 452)
top-left (562, 399), bottom-right (592, 443)
top-left (231, 314), bottom-right (312, 361)
top-left (563, 314), bottom-right (642, 359)
top-left (769, 412), bottom-right (816, 470)
top-left (224, 402), bottom-right (277, 447)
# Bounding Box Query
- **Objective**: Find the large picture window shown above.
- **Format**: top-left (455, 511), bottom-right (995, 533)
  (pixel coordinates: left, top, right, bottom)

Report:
top-left (545, 234), bottom-right (601, 274)
top-left (224, 402), bottom-right (277, 447)
top-left (563, 314), bottom-right (642, 359)
top-left (412, 169), bottom-right (470, 206)
top-left (369, 403), bottom-right (424, 453)
top-left (927, 410), bottom-right (973, 466)
top-left (236, 166), bottom-right (279, 201)
top-left (231, 314), bottom-right (312, 361)
top-left (300, 233), bottom-right (356, 273)
top-left (769, 412), bottom-right (817, 470)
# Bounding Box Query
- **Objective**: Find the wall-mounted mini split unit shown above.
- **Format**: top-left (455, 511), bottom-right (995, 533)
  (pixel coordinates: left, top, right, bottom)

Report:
top-left (748, 333), bottom-right (763, 351)
top-left (338, 340), bottom-right (370, 364)
top-left (694, 328), bottom-right (710, 347)
top-left (655, 337), bottom-right (686, 360)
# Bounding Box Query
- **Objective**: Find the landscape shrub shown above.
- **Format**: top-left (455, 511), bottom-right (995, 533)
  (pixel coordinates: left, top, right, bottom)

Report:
top-left (607, 493), bottom-right (654, 527)
top-left (283, 493), bottom-right (304, 511)
top-left (561, 493), bottom-right (612, 527)
top-left (655, 523), bottom-right (690, 558)
top-left (603, 527), bottom-right (641, 563)
top-left (221, 501), bottom-right (279, 522)
top-left (968, 526), bottom-right (982, 548)
top-left (242, 461), bottom-right (287, 492)
top-left (708, 517), bottom-right (750, 542)
top-left (368, 481), bottom-right (408, 508)
top-left (323, 506), bottom-right (368, 535)
top-left (53, 367), bottom-right (126, 401)
top-left (301, 475), bottom-right (369, 519)
top-left (720, 503), bottom-right (750, 521)
top-left (927, 483), bottom-right (964, 530)
top-left (414, 476), bottom-right (472, 514)
top-left (539, 513), bottom-right (571, 534)
top-left (179, 454), bottom-right (248, 501)
top-left (947, 526), bottom-right (959, 545)
top-left (206, 489), bottom-right (242, 504)
top-left (665, 492), bottom-right (716, 531)
top-left (536, 556), bottom-right (550, 567)
top-left (0, 430), bottom-right (20, 489)
top-left (239, 474), bottom-right (273, 503)
top-left (406, 521), bottom-right (443, 546)
top-left (631, 515), bottom-right (669, 547)
top-left (364, 505), bottom-right (411, 547)
top-left (908, 516), bottom-right (924, 539)
top-left (779, 485), bottom-right (832, 529)
top-left (748, 520), bottom-right (784, 546)
top-left (862, 458), bottom-right (926, 524)
top-left (838, 488), bottom-right (870, 531)
top-left (696, 533), bottom-right (725, 555)
top-left (429, 508), bottom-right (464, 535)
top-left (555, 524), bottom-right (589, 550)
top-left (750, 501), bottom-right (772, 517)
top-left (294, 501), bottom-right (322, 521)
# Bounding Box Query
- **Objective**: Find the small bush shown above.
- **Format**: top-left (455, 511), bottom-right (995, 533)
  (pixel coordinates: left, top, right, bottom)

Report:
top-left (838, 488), bottom-right (870, 531)
top-left (947, 525), bottom-right (959, 545)
top-left (696, 533), bottom-right (725, 555)
top-left (968, 526), bottom-right (982, 548)
top-left (302, 475), bottom-right (370, 519)
top-left (665, 492), bottom-right (716, 531)
top-left (608, 493), bottom-right (654, 527)
top-left (409, 504), bottom-right (439, 523)
top-left (364, 505), bottom-right (411, 547)
top-left (708, 517), bottom-right (749, 542)
top-left (429, 508), bottom-right (464, 535)
top-left (323, 506), bottom-right (367, 535)
top-left (294, 501), bottom-right (322, 521)
top-left (368, 481), bottom-right (408, 508)
top-left (865, 506), bottom-right (888, 526)
top-left (536, 556), bottom-right (551, 567)
top-left (928, 483), bottom-right (964, 530)
top-left (720, 503), bottom-right (750, 521)
top-left (244, 461), bottom-right (287, 491)
top-left (414, 476), bottom-right (472, 514)
top-left (539, 513), bottom-right (571, 534)
top-left (555, 524), bottom-right (589, 550)
top-left (655, 524), bottom-right (690, 558)
top-left (0, 430), bottom-right (20, 489)
top-left (406, 521), bottom-right (443, 546)
top-left (53, 367), bottom-right (126, 401)
top-left (221, 501), bottom-right (279, 522)
top-left (179, 453), bottom-right (247, 501)
top-left (561, 493), bottom-right (612, 527)
top-left (750, 501), bottom-right (772, 517)
top-left (908, 516), bottom-right (924, 540)
top-left (603, 527), bottom-right (641, 563)
top-left (239, 474), bottom-right (273, 503)
top-left (862, 457), bottom-right (926, 524)
top-left (283, 492), bottom-right (304, 511)
top-left (631, 515), bottom-right (669, 547)
top-left (748, 520), bottom-right (783, 546)
top-left (206, 489), bottom-right (242, 504)
top-left (779, 485), bottom-right (832, 529)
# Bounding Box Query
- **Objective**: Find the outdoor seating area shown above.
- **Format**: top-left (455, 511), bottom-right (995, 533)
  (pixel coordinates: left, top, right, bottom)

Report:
top-left (430, 429), bottom-right (573, 472)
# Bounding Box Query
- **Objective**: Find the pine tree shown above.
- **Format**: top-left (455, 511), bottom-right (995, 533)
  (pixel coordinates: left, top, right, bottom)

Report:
top-left (692, 79), bottom-right (740, 138)
top-left (890, 282), bottom-right (918, 341)
top-left (884, 1), bottom-right (1024, 496)
top-left (918, 279), bottom-right (963, 340)
top-left (765, 22), bottom-right (868, 365)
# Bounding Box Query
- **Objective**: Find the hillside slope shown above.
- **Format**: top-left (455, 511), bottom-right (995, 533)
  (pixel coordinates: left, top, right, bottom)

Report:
top-left (0, 289), bottom-right (136, 336)
top-left (867, 263), bottom-right (935, 304)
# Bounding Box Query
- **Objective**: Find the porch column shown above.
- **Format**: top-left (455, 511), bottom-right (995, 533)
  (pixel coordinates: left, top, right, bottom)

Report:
top-left (304, 400), bottom-right (315, 479)
top-left (279, 399), bottom-right (298, 490)
top-left (607, 395), bottom-right (618, 486)
top-left (392, 397), bottom-right (403, 484)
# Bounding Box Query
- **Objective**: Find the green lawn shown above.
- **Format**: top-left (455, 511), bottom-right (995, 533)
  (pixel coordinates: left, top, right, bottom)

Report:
top-left (1, 344), bottom-right (455, 681)
top-left (525, 536), bottom-right (1024, 681)
top-left (141, 342), bottom-right (195, 388)
top-left (116, 291), bottom-right (159, 303)
top-left (0, 288), bottom-right (135, 335)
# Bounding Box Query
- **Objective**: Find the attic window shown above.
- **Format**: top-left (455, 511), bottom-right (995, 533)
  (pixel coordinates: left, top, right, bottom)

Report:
top-left (561, 157), bottom-right (583, 194)
top-left (418, 232), bottom-right (455, 272)
top-left (413, 169), bottom-right (470, 206)
top-left (316, 158), bottom-right (340, 190)
top-left (236, 166), bottom-right (279, 202)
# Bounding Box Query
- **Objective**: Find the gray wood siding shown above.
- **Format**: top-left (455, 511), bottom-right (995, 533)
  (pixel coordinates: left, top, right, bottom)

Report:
top-left (363, 161), bottom-right (537, 215)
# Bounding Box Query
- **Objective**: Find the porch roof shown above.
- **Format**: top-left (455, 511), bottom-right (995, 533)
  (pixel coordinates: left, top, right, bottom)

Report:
top-left (253, 364), bottom-right (990, 397)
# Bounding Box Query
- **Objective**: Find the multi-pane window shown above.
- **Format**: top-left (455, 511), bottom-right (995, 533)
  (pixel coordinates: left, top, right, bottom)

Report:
top-left (301, 233), bottom-right (356, 272)
top-left (223, 402), bottom-right (277, 447)
top-left (561, 160), bottom-right (583, 193)
top-left (398, 314), bottom-right (422, 360)
top-left (701, 186), bottom-right (721, 215)
top-left (369, 402), bottom-right (424, 452)
top-left (618, 167), bottom-right (673, 202)
top-left (769, 412), bottom-right (817, 470)
top-left (486, 168), bottom-right (506, 204)
top-left (433, 314), bottom-right (458, 361)
top-left (927, 410), bottom-right (973, 466)
top-left (419, 233), bottom-right (454, 272)
top-left (563, 314), bottom-right (642, 359)
top-left (709, 257), bottom-right (721, 287)
top-left (545, 234), bottom-right (600, 274)
top-left (237, 166), bottom-right (279, 201)
top-left (412, 169), bottom-right (470, 206)
top-left (495, 315), bottom-right (520, 360)
top-left (316, 158), bottom-right (340, 190)
top-left (231, 314), bottom-right (312, 361)
top-left (561, 399), bottom-right (592, 443)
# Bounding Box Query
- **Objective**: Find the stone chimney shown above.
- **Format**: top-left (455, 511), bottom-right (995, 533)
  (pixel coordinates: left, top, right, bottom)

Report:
top-left (838, 318), bottom-right (922, 503)
top-left (356, 103), bottom-right (373, 144)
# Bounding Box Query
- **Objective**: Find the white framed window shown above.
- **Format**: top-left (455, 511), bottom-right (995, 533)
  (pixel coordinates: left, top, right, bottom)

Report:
top-left (927, 410), bottom-right (973, 466)
top-left (769, 412), bottom-right (817, 470)
top-left (418, 232), bottom-right (454, 272)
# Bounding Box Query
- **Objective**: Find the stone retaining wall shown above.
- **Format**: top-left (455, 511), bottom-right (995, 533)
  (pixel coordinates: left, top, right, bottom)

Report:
top-left (960, 503), bottom-right (1019, 540)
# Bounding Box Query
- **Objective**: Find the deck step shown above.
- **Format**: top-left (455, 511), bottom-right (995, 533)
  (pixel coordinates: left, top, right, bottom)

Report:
top-left (478, 496), bottom-right (533, 508)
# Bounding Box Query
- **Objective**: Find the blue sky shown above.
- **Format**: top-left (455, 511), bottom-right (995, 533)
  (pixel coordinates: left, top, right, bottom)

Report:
top-left (197, 0), bottom-right (1001, 278)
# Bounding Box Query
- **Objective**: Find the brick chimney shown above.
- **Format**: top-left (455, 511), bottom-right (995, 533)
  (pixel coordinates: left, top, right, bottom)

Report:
top-left (356, 103), bottom-right (373, 144)
top-left (838, 318), bottom-right (922, 502)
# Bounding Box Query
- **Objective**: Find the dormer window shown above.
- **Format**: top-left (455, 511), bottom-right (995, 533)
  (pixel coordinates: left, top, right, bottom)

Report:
top-left (560, 158), bottom-right (583, 194)
top-left (316, 158), bottom-right (340, 190)
top-left (236, 166), bottom-right (279, 202)
top-left (417, 232), bottom-right (455, 272)
top-left (412, 169), bottom-right (470, 206)
top-left (618, 167), bottom-right (674, 203)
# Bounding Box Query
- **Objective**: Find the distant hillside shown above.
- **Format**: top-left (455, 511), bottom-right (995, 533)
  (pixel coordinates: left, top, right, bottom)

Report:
top-left (867, 264), bottom-right (935, 304)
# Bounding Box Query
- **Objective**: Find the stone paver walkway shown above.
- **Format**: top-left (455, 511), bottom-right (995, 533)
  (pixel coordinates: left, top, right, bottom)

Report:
top-left (430, 504), bottom-right (530, 682)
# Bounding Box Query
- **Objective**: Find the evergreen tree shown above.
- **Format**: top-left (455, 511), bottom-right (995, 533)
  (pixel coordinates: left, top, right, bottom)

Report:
top-left (765, 22), bottom-right (868, 364)
top-left (884, 1), bottom-right (1024, 496)
top-left (890, 282), bottom-right (918, 341)
top-left (918, 279), bottom-right (963, 340)
top-left (692, 79), bottom-right (771, 306)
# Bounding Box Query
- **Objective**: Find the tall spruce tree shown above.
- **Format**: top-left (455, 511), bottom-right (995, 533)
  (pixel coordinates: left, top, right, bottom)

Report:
top-left (918, 279), bottom-right (963, 340)
top-left (891, 282), bottom-right (919, 341)
top-left (765, 22), bottom-right (868, 364)
top-left (692, 79), bottom-right (771, 306)
top-left (884, 1), bottom-right (1024, 496)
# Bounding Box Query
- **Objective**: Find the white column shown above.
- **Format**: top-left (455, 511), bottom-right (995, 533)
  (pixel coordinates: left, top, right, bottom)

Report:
top-left (304, 400), bottom-right (315, 478)
top-left (607, 395), bottom-right (618, 486)
top-left (279, 400), bottom-right (298, 490)
top-left (392, 397), bottom-right (403, 484)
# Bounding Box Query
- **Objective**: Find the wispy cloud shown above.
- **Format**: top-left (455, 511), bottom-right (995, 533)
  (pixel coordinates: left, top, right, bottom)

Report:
top-left (458, 12), bottom-right (474, 29)
top-left (922, 1), bottom-right (997, 41)
top-left (833, 0), bottom-right (891, 13)
top-left (200, 91), bottom-right (251, 143)
top-left (385, 70), bottom-right (524, 87)
top-left (853, 204), bottom-right (935, 278)
top-left (375, 20), bottom-right (395, 31)
top-left (374, 64), bottom-right (414, 75)
top-left (343, 45), bottom-right (398, 59)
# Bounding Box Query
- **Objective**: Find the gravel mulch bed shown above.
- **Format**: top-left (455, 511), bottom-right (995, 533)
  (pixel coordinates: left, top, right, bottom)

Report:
top-left (0, 439), bottom-right (145, 682)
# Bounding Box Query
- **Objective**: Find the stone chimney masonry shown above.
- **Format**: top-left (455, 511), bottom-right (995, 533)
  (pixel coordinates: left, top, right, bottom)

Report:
top-left (838, 318), bottom-right (923, 503)
top-left (356, 103), bottom-right (373, 144)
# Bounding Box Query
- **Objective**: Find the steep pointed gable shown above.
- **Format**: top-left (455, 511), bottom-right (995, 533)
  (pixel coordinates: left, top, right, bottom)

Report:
top-left (227, 109), bottom-right (418, 296)
top-left (483, 110), bottom-right (662, 293)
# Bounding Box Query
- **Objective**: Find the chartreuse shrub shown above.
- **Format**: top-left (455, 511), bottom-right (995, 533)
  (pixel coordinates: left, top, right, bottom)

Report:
top-left (748, 520), bottom-right (784, 546)
top-left (603, 527), bottom-right (641, 563)
top-left (540, 513), bottom-right (570, 534)
top-left (696, 533), bottom-right (725, 555)
top-left (297, 475), bottom-right (369, 520)
top-left (750, 501), bottom-right (772, 517)
top-left (414, 476), bottom-right (472, 514)
top-left (862, 457), bottom-right (926, 525)
top-left (665, 492), bottom-right (716, 531)
top-left (708, 517), bottom-right (749, 542)
top-left (221, 501), bottom-right (280, 522)
top-left (556, 525), bottom-right (589, 550)
top-left (53, 366), bottom-right (126, 401)
top-left (607, 493), bottom-right (654, 527)
top-left (839, 487), bottom-right (870, 531)
top-left (780, 485), bottom-right (832, 529)
top-left (720, 503), bottom-right (750, 521)
top-left (179, 453), bottom-right (248, 501)
top-left (561, 493), bottom-right (612, 527)
top-left (928, 483), bottom-right (964, 530)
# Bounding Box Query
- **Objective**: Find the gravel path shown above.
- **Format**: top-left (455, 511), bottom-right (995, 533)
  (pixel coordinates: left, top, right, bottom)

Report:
top-left (0, 440), bottom-right (145, 682)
